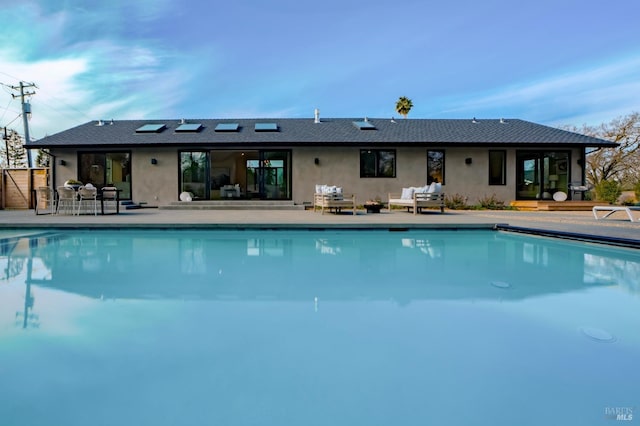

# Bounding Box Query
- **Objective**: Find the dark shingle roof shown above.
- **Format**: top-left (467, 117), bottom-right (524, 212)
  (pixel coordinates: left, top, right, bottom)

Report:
top-left (28, 118), bottom-right (617, 148)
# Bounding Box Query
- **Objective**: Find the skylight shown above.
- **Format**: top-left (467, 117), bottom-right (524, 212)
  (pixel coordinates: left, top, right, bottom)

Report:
top-left (215, 123), bottom-right (240, 132)
top-left (255, 122), bottom-right (278, 132)
top-left (175, 123), bottom-right (203, 132)
top-left (136, 124), bottom-right (166, 133)
top-left (353, 121), bottom-right (376, 130)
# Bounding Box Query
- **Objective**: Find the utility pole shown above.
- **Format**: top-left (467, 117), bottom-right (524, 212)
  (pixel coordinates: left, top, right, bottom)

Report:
top-left (2, 127), bottom-right (9, 168)
top-left (10, 81), bottom-right (36, 167)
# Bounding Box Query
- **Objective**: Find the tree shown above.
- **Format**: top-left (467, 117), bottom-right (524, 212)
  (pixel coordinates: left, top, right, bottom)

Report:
top-left (566, 112), bottom-right (640, 188)
top-left (395, 96), bottom-right (413, 118)
top-left (1, 129), bottom-right (28, 168)
top-left (35, 149), bottom-right (51, 167)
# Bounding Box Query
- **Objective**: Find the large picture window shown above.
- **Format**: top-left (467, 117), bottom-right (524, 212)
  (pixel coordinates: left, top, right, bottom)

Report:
top-left (489, 150), bottom-right (506, 185)
top-left (180, 151), bottom-right (208, 200)
top-left (78, 152), bottom-right (131, 199)
top-left (360, 149), bottom-right (396, 178)
top-left (427, 150), bottom-right (445, 184)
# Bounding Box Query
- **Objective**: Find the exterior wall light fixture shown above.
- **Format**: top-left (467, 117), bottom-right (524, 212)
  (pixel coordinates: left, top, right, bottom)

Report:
top-left (465, 157), bottom-right (472, 165)
top-left (150, 158), bottom-right (158, 165)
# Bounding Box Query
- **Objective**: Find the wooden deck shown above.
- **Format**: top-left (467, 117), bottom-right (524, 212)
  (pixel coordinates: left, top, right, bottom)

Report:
top-left (510, 200), bottom-right (609, 211)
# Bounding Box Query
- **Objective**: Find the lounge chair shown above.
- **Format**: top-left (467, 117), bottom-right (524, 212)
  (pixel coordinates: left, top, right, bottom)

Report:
top-left (388, 183), bottom-right (445, 215)
top-left (593, 205), bottom-right (640, 222)
top-left (313, 185), bottom-right (357, 215)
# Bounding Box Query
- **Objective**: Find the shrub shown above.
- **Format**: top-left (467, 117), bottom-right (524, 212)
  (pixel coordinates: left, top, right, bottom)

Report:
top-left (445, 193), bottom-right (469, 210)
top-left (594, 180), bottom-right (622, 204)
top-left (635, 181), bottom-right (640, 203)
top-left (619, 194), bottom-right (636, 206)
top-left (477, 194), bottom-right (506, 210)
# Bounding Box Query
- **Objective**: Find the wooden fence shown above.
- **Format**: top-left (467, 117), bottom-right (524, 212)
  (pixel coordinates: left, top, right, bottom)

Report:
top-left (0, 168), bottom-right (50, 210)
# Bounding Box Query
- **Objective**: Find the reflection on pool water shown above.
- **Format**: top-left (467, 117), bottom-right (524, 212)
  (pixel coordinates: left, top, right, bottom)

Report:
top-left (0, 229), bottom-right (639, 426)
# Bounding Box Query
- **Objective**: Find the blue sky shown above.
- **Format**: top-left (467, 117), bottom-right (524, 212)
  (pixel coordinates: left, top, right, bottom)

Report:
top-left (1, 0), bottom-right (639, 140)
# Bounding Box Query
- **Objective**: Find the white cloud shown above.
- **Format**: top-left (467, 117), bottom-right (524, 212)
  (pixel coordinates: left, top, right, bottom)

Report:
top-left (0, 38), bottom-right (191, 138)
top-left (436, 54), bottom-right (640, 126)
top-left (0, 51), bottom-right (91, 137)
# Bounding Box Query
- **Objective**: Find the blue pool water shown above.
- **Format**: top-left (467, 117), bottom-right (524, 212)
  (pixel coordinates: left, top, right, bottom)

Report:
top-left (0, 229), bottom-right (639, 426)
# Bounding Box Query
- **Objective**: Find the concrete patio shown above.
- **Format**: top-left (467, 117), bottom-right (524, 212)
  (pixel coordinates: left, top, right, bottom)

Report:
top-left (1, 208), bottom-right (639, 246)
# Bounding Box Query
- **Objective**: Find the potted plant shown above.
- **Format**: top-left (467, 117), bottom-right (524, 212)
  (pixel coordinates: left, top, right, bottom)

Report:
top-left (364, 198), bottom-right (385, 213)
top-left (64, 179), bottom-right (83, 190)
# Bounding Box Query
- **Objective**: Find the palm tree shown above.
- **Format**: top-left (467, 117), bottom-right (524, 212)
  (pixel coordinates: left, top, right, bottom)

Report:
top-left (395, 96), bottom-right (413, 118)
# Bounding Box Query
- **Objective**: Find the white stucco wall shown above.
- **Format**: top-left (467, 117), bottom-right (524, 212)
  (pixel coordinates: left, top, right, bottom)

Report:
top-left (52, 146), bottom-right (586, 207)
top-left (293, 147), bottom-right (585, 205)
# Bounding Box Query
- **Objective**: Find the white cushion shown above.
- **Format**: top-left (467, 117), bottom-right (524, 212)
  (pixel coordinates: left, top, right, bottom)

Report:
top-left (427, 182), bottom-right (437, 193)
top-left (401, 187), bottom-right (414, 200)
top-left (434, 183), bottom-right (442, 193)
top-left (415, 185), bottom-right (430, 194)
top-left (334, 187), bottom-right (343, 200)
top-left (315, 184), bottom-right (323, 194)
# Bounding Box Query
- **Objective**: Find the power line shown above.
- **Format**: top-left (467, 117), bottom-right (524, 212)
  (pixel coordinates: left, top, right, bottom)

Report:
top-left (0, 97), bottom-right (15, 124)
top-left (33, 84), bottom-right (94, 123)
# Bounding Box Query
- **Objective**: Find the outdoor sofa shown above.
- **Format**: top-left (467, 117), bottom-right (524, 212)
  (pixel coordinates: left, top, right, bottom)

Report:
top-left (313, 185), bottom-right (357, 215)
top-left (388, 183), bottom-right (445, 214)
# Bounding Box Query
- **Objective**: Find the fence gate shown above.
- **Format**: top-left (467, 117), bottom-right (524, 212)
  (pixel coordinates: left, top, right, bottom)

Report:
top-left (1, 168), bottom-right (50, 210)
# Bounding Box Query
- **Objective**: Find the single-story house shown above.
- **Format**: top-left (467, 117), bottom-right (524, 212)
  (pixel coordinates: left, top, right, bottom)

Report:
top-left (27, 115), bottom-right (616, 206)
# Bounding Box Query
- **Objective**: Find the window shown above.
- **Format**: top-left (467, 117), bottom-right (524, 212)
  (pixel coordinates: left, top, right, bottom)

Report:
top-left (515, 151), bottom-right (570, 200)
top-left (360, 150), bottom-right (396, 178)
top-left (135, 124), bottom-right (166, 133)
top-left (180, 151), bottom-right (208, 200)
top-left (215, 123), bottom-right (239, 132)
top-left (427, 150), bottom-right (445, 184)
top-left (255, 123), bottom-right (278, 132)
top-left (175, 123), bottom-right (203, 132)
top-left (78, 152), bottom-right (131, 199)
top-left (489, 150), bottom-right (506, 185)
top-left (353, 121), bottom-right (376, 130)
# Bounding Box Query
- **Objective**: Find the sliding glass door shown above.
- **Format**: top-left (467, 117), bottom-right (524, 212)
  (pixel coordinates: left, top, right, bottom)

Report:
top-left (516, 151), bottom-right (570, 200)
top-left (246, 151), bottom-right (291, 199)
top-left (180, 150), bottom-right (291, 200)
top-left (78, 151), bottom-right (131, 199)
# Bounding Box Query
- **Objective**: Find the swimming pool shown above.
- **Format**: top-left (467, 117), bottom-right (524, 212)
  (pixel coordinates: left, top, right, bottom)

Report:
top-left (1, 229), bottom-right (638, 426)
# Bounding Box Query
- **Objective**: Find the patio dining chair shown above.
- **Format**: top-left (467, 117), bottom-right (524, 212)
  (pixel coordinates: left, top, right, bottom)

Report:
top-left (76, 186), bottom-right (98, 215)
top-left (35, 186), bottom-right (56, 215)
top-left (101, 186), bottom-right (119, 214)
top-left (56, 186), bottom-right (77, 215)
